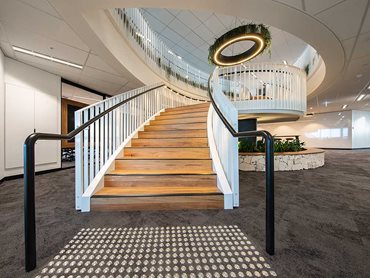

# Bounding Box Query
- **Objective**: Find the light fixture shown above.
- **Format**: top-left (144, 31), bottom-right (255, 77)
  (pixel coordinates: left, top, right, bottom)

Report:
top-left (283, 60), bottom-right (288, 65)
top-left (177, 56), bottom-right (182, 60)
top-left (338, 112), bottom-right (342, 116)
top-left (342, 104), bottom-right (348, 109)
top-left (367, 84), bottom-right (370, 89)
top-left (168, 50), bottom-right (174, 55)
top-left (213, 34), bottom-right (266, 66)
top-left (12, 46), bottom-right (83, 69)
top-left (356, 94), bottom-right (366, 101)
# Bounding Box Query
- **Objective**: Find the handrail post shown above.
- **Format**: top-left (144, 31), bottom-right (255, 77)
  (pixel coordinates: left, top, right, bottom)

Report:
top-left (24, 135), bottom-right (37, 272)
top-left (264, 133), bottom-right (275, 255)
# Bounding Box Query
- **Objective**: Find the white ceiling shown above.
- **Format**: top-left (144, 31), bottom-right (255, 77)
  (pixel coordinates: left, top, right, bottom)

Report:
top-left (141, 8), bottom-right (308, 73)
top-left (0, 0), bottom-right (143, 96)
top-left (0, 0), bottom-right (370, 114)
top-left (273, 0), bottom-right (370, 113)
top-left (140, 0), bottom-right (370, 114)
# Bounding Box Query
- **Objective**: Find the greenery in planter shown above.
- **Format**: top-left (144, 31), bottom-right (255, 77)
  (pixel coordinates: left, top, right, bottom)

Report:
top-left (208, 23), bottom-right (272, 65)
top-left (239, 138), bottom-right (305, 153)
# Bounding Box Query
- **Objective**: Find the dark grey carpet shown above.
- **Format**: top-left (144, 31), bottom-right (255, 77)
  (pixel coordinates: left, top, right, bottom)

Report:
top-left (0, 150), bottom-right (369, 278)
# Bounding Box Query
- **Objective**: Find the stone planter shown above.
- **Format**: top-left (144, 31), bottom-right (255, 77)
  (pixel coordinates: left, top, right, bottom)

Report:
top-left (239, 148), bottom-right (325, 171)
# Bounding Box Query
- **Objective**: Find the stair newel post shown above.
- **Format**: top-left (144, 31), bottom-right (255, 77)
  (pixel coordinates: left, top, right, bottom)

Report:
top-left (264, 131), bottom-right (275, 255)
top-left (24, 134), bottom-right (38, 272)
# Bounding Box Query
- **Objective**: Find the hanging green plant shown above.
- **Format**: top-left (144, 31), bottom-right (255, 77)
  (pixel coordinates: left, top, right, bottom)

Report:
top-left (208, 23), bottom-right (272, 66)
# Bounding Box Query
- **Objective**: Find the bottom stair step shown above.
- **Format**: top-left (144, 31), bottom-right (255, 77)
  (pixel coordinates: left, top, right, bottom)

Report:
top-left (91, 195), bottom-right (224, 211)
top-left (94, 186), bottom-right (221, 196)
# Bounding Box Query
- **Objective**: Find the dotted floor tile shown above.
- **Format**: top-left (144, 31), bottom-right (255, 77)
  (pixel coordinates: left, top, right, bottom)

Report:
top-left (36, 225), bottom-right (277, 278)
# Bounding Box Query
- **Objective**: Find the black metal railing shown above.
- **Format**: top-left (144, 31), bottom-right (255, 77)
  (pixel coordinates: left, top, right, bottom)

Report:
top-left (208, 73), bottom-right (275, 255)
top-left (23, 84), bottom-right (176, 272)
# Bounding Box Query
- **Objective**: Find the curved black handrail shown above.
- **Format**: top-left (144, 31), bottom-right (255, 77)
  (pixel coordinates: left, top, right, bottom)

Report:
top-left (24, 83), bottom-right (199, 272)
top-left (208, 70), bottom-right (275, 255)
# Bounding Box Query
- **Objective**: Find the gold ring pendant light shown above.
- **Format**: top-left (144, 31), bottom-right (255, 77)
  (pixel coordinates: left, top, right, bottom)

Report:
top-left (209, 24), bottom-right (271, 67)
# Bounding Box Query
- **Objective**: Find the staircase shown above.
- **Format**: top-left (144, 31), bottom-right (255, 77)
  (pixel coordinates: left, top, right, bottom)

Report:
top-left (91, 103), bottom-right (224, 211)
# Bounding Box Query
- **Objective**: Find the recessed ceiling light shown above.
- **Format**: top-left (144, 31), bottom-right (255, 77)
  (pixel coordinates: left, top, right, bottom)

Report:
top-left (12, 46), bottom-right (83, 69)
top-left (338, 112), bottom-right (342, 116)
top-left (356, 73), bottom-right (363, 78)
top-left (283, 60), bottom-right (288, 65)
top-left (367, 85), bottom-right (370, 89)
top-left (342, 104), bottom-right (348, 109)
top-left (356, 94), bottom-right (366, 101)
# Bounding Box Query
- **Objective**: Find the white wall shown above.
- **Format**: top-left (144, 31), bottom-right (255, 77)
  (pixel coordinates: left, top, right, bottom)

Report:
top-left (3, 58), bottom-right (61, 176)
top-left (259, 111), bottom-right (353, 149)
top-left (0, 49), bottom-right (4, 180)
top-left (352, 110), bottom-right (370, 149)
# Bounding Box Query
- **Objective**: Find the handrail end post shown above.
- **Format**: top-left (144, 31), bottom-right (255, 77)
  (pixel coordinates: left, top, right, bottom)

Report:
top-left (24, 135), bottom-right (37, 272)
top-left (264, 131), bottom-right (275, 256)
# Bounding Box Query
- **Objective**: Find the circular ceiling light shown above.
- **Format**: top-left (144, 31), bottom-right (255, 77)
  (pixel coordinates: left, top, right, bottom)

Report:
top-left (209, 24), bottom-right (271, 67)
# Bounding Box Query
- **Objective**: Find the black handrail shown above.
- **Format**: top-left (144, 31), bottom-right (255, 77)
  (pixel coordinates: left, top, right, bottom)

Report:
top-left (208, 71), bottom-right (275, 255)
top-left (23, 84), bottom-right (171, 272)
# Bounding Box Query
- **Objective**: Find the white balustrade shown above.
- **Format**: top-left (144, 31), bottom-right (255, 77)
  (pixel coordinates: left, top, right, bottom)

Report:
top-left (216, 63), bottom-right (307, 115)
top-left (109, 8), bottom-right (209, 97)
top-left (74, 84), bottom-right (202, 211)
top-left (208, 70), bottom-right (239, 207)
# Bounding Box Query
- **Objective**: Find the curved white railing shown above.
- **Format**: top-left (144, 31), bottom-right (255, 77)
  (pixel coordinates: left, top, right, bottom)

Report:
top-left (109, 8), bottom-right (209, 97)
top-left (214, 63), bottom-right (307, 115)
top-left (74, 84), bottom-right (203, 211)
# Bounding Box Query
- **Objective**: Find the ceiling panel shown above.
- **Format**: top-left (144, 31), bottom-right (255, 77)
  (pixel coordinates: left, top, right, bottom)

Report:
top-left (141, 11), bottom-right (166, 33)
top-left (168, 18), bottom-right (192, 37)
top-left (193, 24), bottom-right (214, 42)
top-left (0, 0), bottom-right (89, 51)
top-left (85, 54), bottom-right (120, 76)
top-left (146, 9), bottom-right (175, 25)
top-left (203, 15), bottom-right (227, 36)
top-left (176, 11), bottom-right (202, 30)
top-left (304, 0), bottom-right (345, 15)
top-left (184, 31), bottom-right (205, 48)
top-left (19, 0), bottom-right (61, 18)
top-left (160, 27), bottom-right (184, 44)
top-left (4, 23), bottom-right (89, 64)
top-left (14, 52), bottom-right (83, 78)
top-left (273, 0), bottom-right (303, 10)
top-left (315, 0), bottom-right (368, 40)
top-left (350, 31), bottom-right (370, 59)
top-left (81, 66), bottom-right (129, 86)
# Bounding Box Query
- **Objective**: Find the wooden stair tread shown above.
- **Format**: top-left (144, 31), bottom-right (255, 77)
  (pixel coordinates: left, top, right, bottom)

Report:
top-left (122, 147), bottom-right (210, 159)
top-left (165, 103), bottom-right (210, 111)
top-left (131, 138), bottom-right (208, 147)
top-left (94, 186), bottom-right (221, 197)
top-left (156, 112), bottom-right (208, 120)
top-left (109, 169), bottom-right (215, 175)
top-left (150, 118), bottom-right (207, 125)
top-left (104, 174), bottom-right (217, 188)
top-left (162, 107), bottom-right (209, 115)
top-left (144, 122), bottom-right (206, 131)
top-left (91, 195), bottom-right (223, 211)
top-left (138, 130), bottom-right (207, 138)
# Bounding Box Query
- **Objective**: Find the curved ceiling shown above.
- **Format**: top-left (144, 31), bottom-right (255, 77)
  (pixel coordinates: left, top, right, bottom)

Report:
top-left (48, 0), bottom-right (348, 112)
top-left (141, 8), bottom-right (309, 73)
top-left (2, 0), bottom-right (370, 114)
